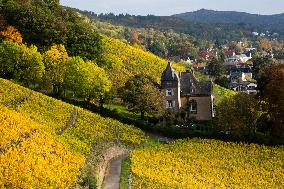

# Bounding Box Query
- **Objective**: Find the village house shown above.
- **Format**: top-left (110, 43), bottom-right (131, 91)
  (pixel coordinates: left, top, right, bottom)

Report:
top-left (198, 48), bottom-right (218, 60)
top-left (228, 67), bottom-right (257, 94)
top-left (161, 63), bottom-right (214, 121)
top-left (192, 63), bottom-right (206, 71)
top-left (228, 81), bottom-right (257, 94)
top-left (225, 53), bottom-right (252, 64)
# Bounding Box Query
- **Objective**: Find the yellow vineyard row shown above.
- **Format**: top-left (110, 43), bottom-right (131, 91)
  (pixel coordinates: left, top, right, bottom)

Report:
top-left (0, 79), bottom-right (149, 188)
top-left (131, 138), bottom-right (284, 189)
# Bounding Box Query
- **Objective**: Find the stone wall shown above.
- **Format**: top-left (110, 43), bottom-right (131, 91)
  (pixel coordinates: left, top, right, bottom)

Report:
top-left (97, 146), bottom-right (128, 189)
top-left (74, 141), bottom-right (129, 189)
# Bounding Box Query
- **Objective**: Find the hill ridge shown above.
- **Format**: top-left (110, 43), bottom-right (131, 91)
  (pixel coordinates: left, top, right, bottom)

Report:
top-left (173, 9), bottom-right (284, 25)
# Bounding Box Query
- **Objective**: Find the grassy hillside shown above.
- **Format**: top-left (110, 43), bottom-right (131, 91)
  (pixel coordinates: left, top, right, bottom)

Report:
top-left (102, 35), bottom-right (185, 88)
top-left (0, 78), bottom-right (148, 188)
top-left (131, 138), bottom-right (284, 188)
top-left (213, 84), bottom-right (236, 106)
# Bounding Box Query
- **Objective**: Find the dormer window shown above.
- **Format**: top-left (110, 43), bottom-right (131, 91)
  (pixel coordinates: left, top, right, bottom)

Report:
top-left (166, 89), bottom-right (174, 96)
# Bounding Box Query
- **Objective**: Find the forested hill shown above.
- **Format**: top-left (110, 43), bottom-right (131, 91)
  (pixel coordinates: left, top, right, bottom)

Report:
top-left (76, 9), bottom-right (248, 42)
top-left (76, 9), bottom-right (284, 41)
top-left (174, 9), bottom-right (284, 25)
top-left (0, 0), bottom-right (176, 87)
top-left (174, 9), bottom-right (284, 36)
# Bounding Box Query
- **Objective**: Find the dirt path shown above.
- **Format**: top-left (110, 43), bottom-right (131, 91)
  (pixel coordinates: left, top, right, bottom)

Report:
top-left (102, 132), bottom-right (173, 189)
top-left (103, 156), bottom-right (125, 189)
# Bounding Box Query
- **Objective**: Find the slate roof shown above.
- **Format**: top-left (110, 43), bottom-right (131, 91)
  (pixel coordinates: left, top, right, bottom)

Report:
top-left (161, 63), bottom-right (213, 96)
top-left (180, 72), bottom-right (212, 96)
top-left (161, 62), bottom-right (179, 81)
top-left (229, 81), bottom-right (257, 88)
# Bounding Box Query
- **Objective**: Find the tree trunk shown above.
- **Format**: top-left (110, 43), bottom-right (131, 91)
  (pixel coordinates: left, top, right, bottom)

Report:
top-left (141, 111), bottom-right (145, 120)
top-left (85, 97), bottom-right (92, 109)
top-left (53, 84), bottom-right (63, 98)
top-left (99, 96), bottom-right (104, 113)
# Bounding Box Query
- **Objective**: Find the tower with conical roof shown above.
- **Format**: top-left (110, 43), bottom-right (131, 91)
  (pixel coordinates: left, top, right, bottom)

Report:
top-left (161, 62), bottom-right (214, 121)
top-left (161, 62), bottom-right (181, 111)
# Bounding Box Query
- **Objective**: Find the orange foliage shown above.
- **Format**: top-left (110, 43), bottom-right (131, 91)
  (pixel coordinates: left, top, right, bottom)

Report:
top-left (0, 26), bottom-right (23, 44)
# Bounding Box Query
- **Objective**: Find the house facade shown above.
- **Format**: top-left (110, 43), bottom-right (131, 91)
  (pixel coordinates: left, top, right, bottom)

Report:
top-left (228, 81), bottom-right (257, 94)
top-left (227, 65), bottom-right (257, 94)
top-left (161, 63), bottom-right (214, 121)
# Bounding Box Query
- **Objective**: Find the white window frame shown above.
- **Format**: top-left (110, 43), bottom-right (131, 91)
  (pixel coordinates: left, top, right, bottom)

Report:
top-left (189, 100), bottom-right (197, 114)
top-left (166, 89), bottom-right (174, 96)
top-left (166, 100), bottom-right (175, 108)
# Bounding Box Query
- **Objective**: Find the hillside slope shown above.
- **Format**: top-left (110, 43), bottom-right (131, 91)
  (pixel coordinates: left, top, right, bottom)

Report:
top-left (174, 9), bottom-right (284, 25)
top-left (82, 12), bottom-right (247, 41)
top-left (0, 79), bottom-right (148, 188)
top-left (174, 9), bottom-right (284, 36)
top-left (102, 35), bottom-right (167, 87)
top-left (1, 0), bottom-right (182, 89)
top-left (131, 138), bottom-right (284, 188)
top-left (79, 9), bottom-right (284, 41)
top-left (101, 35), bottom-right (186, 88)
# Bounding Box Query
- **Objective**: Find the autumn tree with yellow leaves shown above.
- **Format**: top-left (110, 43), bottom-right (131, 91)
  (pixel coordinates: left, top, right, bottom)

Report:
top-left (43, 44), bottom-right (71, 97)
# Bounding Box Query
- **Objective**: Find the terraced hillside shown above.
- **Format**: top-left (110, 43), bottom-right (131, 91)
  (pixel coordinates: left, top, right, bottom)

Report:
top-left (131, 138), bottom-right (284, 189)
top-left (0, 79), bottom-right (149, 188)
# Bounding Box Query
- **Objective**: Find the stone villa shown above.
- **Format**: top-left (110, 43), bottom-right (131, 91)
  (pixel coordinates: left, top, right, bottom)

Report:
top-left (161, 63), bottom-right (214, 121)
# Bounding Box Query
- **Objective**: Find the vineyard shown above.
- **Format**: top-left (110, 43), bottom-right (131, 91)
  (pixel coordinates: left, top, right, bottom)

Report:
top-left (0, 78), bottom-right (149, 188)
top-left (131, 138), bottom-right (284, 189)
top-left (102, 35), bottom-right (185, 88)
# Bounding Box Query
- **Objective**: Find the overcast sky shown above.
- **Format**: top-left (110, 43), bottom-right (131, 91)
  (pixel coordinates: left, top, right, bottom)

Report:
top-left (60, 0), bottom-right (284, 16)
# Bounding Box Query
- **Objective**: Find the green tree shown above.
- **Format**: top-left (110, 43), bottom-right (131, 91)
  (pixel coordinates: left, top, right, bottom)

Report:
top-left (215, 75), bottom-right (229, 88)
top-left (148, 38), bottom-right (167, 58)
top-left (3, 0), bottom-right (66, 49)
top-left (252, 56), bottom-right (273, 81)
top-left (207, 57), bottom-right (225, 78)
top-left (215, 93), bottom-right (263, 139)
top-left (2, 0), bottom-right (103, 61)
top-left (43, 44), bottom-right (71, 97)
top-left (122, 75), bottom-right (165, 120)
top-left (66, 22), bottom-right (103, 62)
top-left (0, 40), bottom-right (44, 85)
top-left (0, 40), bottom-right (22, 79)
top-left (19, 44), bottom-right (45, 86)
top-left (258, 62), bottom-right (284, 144)
top-left (65, 57), bottom-right (112, 106)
